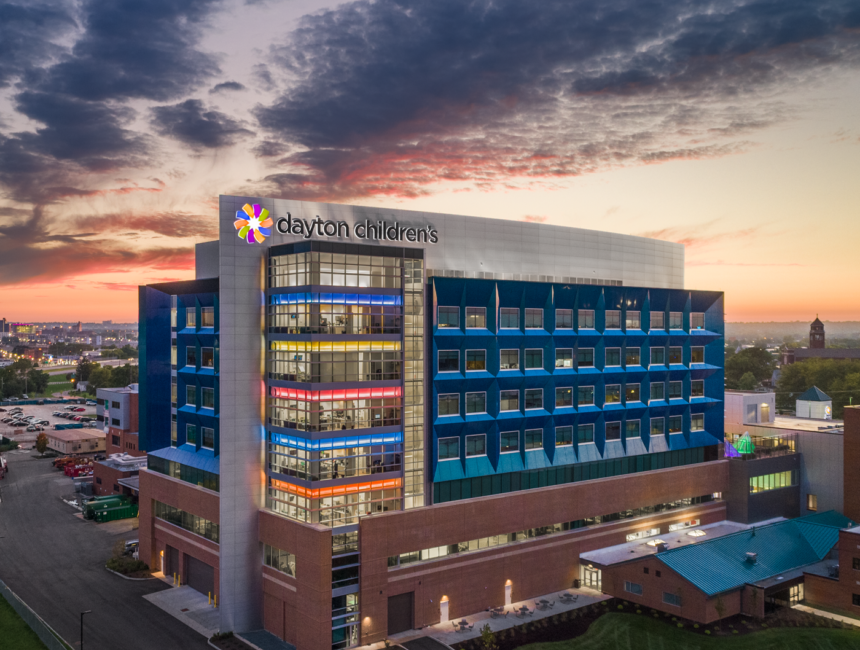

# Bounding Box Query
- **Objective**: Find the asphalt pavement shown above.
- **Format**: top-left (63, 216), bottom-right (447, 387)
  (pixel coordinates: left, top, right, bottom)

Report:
top-left (0, 451), bottom-right (210, 650)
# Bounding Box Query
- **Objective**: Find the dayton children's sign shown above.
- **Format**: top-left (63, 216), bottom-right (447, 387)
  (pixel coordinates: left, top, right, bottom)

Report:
top-left (276, 214), bottom-right (438, 244)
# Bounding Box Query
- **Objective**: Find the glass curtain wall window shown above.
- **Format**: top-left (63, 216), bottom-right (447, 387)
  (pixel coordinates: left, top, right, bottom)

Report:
top-left (500, 349), bottom-right (519, 370)
top-left (465, 392), bottom-right (486, 414)
top-left (268, 396), bottom-right (402, 432)
top-left (556, 309), bottom-right (573, 329)
top-left (605, 310), bottom-right (621, 328)
top-left (438, 306), bottom-right (459, 328)
top-left (525, 309), bottom-right (543, 329)
top-left (466, 350), bottom-right (486, 371)
top-left (578, 310), bottom-right (595, 328)
top-left (439, 394), bottom-right (459, 416)
top-left (626, 311), bottom-right (641, 330)
top-left (466, 307), bottom-right (486, 328)
top-left (269, 251), bottom-right (403, 289)
top-left (500, 308), bottom-right (519, 329)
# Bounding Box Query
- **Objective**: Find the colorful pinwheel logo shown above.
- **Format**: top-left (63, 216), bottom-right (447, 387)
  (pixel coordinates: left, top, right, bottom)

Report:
top-left (234, 203), bottom-right (273, 244)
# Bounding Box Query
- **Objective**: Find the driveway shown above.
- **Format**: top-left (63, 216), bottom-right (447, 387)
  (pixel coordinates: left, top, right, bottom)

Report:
top-left (0, 451), bottom-right (210, 650)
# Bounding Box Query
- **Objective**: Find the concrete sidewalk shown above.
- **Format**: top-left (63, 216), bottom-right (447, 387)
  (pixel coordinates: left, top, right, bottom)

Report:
top-left (793, 604), bottom-right (860, 627)
top-left (142, 583), bottom-right (220, 637)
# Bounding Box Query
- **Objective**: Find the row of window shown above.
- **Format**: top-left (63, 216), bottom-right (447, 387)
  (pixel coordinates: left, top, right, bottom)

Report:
top-left (173, 306), bottom-right (215, 329)
top-left (269, 252), bottom-right (408, 289)
top-left (749, 470), bottom-right (798, 494)
top-left (624, 582), bottom-right (682, 607)
top-left (267, 350), bottom-right (402, 383)
top-left (184, 424), bottom-right (215, 450)
top-left (264, 543), bottom-right (296, 578)
top-left (181, 384), bottom-right (216, 410)
top-left (268, 397), bottom-right (401, 432)
top-left (438, 346), bottom-right (706, 372)
top-left (267, 302), bottom-right (402, 335)
top-left (267, 484), bottom-right (401, 527)
top-left (268, 443), bottom-right (402, 481)
top-left (389, 495), bottom-right (716, 568)
top-left (147, 456), bottom-right (220, 491)
top-left (438, 415), bottom-right (704, 460)
top-left (439, 307), bottom-right (705, 331)
top-left (172, 344), bottom-right (216, 371)
top-left (153, 500), bottom-right (219, 543)
top-left (437, 381), bottom-right (706, 416)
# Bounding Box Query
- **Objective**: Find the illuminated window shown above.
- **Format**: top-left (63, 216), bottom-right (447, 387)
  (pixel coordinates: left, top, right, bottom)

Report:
top-left (466, 307), bottom-right (486, 328)
top-left (691, 347), bottom-right (704, 363)
top-left (201, 307), bottom-right (214, 328)
top-left (650, 418), bottom-right (665, 436)
top-left (500, 349), bottom-right (519, 370)
top-left (626, 384), bottom-right (640, 402)
top-left (466, 350), bottom-right (486, 371)
top-left (500, 390), bottom-right (519, 412)
top-left (555, 387), bottom-right (572, 407)
top-left (605, 385), bottom-right (621, 403)
top-left (186, 307), bottom-right (196, 328)
top-left (626, 348), bottom-right (640, 367)
top-left (556, 348), bottom-right (573, 368)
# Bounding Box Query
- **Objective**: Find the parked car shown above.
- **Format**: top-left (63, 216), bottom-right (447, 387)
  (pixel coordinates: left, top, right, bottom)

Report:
top-left (21, 394), bottom-right (28, 399)
top-left (39, 420), bottom-right (50, 425)
top-left (63, 406), bottom-right (76, 411)
top-left (0, 407), bottom-right (6, 412)
top-left (86, 400), bottom-right (97, 406)
top-left (72, 416), bottom-right (82, 421)
top-left (72, 407), bottom-right (86, 412)
top-left (26, 425), bottom-right (43, 432)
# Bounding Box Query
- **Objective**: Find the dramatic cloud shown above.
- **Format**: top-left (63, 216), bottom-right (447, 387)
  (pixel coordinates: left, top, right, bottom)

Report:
top-left (151, 99), bottom-right (255, 149)
top-left (254, 0), bottom-right (860, 199)
top-left (0, 1), bottom-right (77, 88)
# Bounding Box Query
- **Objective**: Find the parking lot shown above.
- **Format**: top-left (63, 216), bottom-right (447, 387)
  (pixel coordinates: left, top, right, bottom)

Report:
top-left (0, 402), bottom-right (99, 449)
top-left (0, 451), bottom-right (210, 650)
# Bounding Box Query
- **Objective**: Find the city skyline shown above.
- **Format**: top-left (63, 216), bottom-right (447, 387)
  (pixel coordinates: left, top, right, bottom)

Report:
top-left (1, 0), bottom-right (859, 322)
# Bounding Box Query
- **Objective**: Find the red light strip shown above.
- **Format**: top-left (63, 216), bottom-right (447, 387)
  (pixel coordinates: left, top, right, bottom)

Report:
top-left (270, 386), bottom-right (402, 401)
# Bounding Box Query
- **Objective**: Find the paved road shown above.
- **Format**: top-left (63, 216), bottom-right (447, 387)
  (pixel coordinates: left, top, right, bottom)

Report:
top-left (0, 452), bottom-right (210, 650)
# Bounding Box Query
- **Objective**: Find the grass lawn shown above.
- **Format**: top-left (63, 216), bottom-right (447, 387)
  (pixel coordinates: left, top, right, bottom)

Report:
top-left (517, 613), bottom-right (860, 650)
top-left (39, 382), bottom-right (74, 396)
top-left (0, 594), bottom-right (49, 650)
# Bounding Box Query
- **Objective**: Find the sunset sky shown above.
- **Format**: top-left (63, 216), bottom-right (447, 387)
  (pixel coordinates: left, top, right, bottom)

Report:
top-left (1, 0), bottom-right (859, 323)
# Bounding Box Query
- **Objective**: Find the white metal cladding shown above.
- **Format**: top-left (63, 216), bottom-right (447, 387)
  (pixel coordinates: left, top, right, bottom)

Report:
top-left (219, 196), bottom-right (684, 289)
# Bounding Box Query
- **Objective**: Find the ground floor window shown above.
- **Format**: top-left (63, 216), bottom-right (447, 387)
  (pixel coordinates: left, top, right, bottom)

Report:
top-left (663, 592), bottom-right (682, 607)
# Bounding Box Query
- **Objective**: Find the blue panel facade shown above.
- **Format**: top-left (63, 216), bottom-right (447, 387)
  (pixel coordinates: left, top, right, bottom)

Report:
top-left (138, 286), bottom-right (171, 452)
top-left (430, 278), bottom-right (724, 499)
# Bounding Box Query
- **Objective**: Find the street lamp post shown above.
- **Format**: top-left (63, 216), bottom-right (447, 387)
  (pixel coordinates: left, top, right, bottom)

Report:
top-left (80, 610), bottom-right (91, 650)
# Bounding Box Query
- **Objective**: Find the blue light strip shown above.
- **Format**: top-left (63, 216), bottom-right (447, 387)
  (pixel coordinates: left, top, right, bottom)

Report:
top-left (270, 431), bottom-right (404, 451)
top-left (270, 292), bottom-right (402, 306)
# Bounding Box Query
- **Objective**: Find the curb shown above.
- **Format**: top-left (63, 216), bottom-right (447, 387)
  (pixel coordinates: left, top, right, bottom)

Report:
top-left (105, 566), bottom-right (157, 581)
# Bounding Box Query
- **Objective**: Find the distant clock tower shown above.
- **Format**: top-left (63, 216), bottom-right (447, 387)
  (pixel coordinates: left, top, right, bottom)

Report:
top-left (810, 315), bottom-right (825, 349)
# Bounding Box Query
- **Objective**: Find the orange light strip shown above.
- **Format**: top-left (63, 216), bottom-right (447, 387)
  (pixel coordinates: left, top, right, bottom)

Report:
top-left (271, 477), bottom-right (402, 499)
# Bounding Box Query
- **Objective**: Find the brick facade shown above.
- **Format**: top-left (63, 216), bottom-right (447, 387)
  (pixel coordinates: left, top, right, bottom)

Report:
top-left (843, 408), bottom-right (860, 522)
top-left (92, 461), bottom-right (138, 497)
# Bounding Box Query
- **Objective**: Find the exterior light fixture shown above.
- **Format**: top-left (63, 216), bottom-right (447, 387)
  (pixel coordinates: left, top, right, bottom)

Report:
top-left (687, 530), bottom-right (706, 538)
top-left (646, 539), bottom-right (666, 547)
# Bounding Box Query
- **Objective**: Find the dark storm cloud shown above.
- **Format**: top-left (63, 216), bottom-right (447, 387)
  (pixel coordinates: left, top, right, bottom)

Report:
top-left (151, 99), bottom-right (255, 149)
top-left (210, 81), bottom-right (246, 94)
top-left (254, 0), bottom-right (860, 199)
top-left (0, 1), bottom-right (77, 88)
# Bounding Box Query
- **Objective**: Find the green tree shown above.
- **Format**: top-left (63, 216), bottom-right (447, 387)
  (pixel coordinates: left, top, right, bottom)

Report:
top-left (479, 624), bottom-right (497, 650)
top-left (738, 372), bottom-right (758, 391)
top-left (86, 365), bottom-right (112, 393)
top-left (26, 368), bottom-right (49, 394)
top-left (725, 347), bottom-right (775, 389)
top-left (75, 358), bottom-right (97, 383)
top-left (35, 432), bottom-right (48, 455)
top-left (776, 358), bottom-right (860, 418)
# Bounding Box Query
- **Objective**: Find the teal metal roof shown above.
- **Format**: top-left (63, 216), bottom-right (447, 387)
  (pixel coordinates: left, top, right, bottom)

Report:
top-left (798, 510), bottom-right (856, 529)
top-left (797, 386), bottom-right (831, 402)
top-left (657, 513), bottom-right (845, 596)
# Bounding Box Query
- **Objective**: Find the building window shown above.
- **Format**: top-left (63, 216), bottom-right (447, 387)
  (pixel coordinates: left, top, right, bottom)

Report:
top-left (111, 435), bottom-right (120, 446)
top-left (663, 592), bottom-right (682, 607)
top-left (171, 341), bottom-right (177, 369)
top-left (578, 386), bottom-right (594, 406)
top-left (500, 349), bottom-right (519, 370)
top-left (605, 348), bottom-right (621, 367)
top-left (186, 307), bottom-right (196, 328)
top-left (186, 424), bottom-right (197, 445)
top-left (186, 346), bottom-right (197, 368)
top-left (186, 385), bottom-right (197, 407)
top-left (691, 347), bottom-right (704, 364)
top-left (500, 390), bottom-right (519, 412)
top-left (578, 309), bottom-right (595, 329)
top-left (202, 427), bottom-right (215, 449)
top-left (667, 381), bottom-right (682, 400)
top-left (201, 306), bottom-right (214, 328)
top-left (500, 308), bottom-right (519, 329)
top-left (111, 418), bottom-right (120, 426)
top-left (201, 347), bottom-right (214, 369)
top-left (577, 348), bottom-right (594, 367)
top-left (650, 418), bottom-right (665, 436)
top-left (438, 438), bottom-right (459, 460)
top-left (154, 501), bottom-right (219, 543)
top-left (466, 307), bottom-right (486, 328)
top-left (668, 415), bottom-right (683, 433)
top-left (525, 349), bottom-right (543, 369)
top-left (556, 426), bottom-right (573, 446)
top-left (668, 519), bottom-right (700, 532)
top-left (170, 307), bottom-right (177, 329)
top-left (171, 376), bottom-right (177, 407)
top-left (577, 424), bottom-right (594, 444)
top-left (439, 394), bottom-right (459, 416)
top-left (525, 308), bottom-right (543, 329)
top-left (624, 581), bottom-right (643, 596)
top-left (853, 557), bottom-right (860, 571)
top-left (524, 389), bottom-right (543, 410)
top-left (264, 544), bottom-right (296, 577)
top-left (626, 348), bottom-right (640, 367)
top-left (556, 348), bottom-right (573, 368)
top-left (626, 421), bottom-right (641, 438)
top-left (556, 387), bottom-right (572, 408)
top-left (650, 382), bottom-right (665, 402)
top-left (627, 528), bottom-right (659, 542)
top-left (466, 434), bottom-right (486, 457)
top-left (651, 347), bottom-right (665, 366)
top-left (807, 494), bottom-right (818, 511)
top-left (556, 309), bottom-right (573, 329)
top-left (466, 392), bottom-right (486, 414)
top-left (650, 312), bottom-right (665, 330)
top-left (853, 594), bottom-right (860, 607)
top-left (606, 422), bottom-right (621, 440)
top-left (525, 429), bottom-right (542, 450)
top-left (626, 311), bottom-right (641, 330)
top-left (691, 380), bottom-right (704, 398)
top-left (202, 387), bottom-right (215, 409)
top-left (691, 312), bottom-right (705, 330)
top-left (605, 385), bottom-right (621, 403)
top-left (669, 312), bottom-right (683, 329)
top-left (112, 401), bottom-right (121, 409)
top-left (626, 384), bottom-right (640, 402)
top-left (96, 477), bottom-right (102, 485)
top-left (438, 350), bottom-right (459, 372)
top-left (605, 310), bottom-right (621, 329)
top-left (669, 347), bottom-right (683, 365)
top-left (171, 415), bottom-right (177, 446)
top-left (500, 431), bottom-right (519, 453)
top-left (438, 306), bottom-right (459, 328)
top-left (466, 350), bottom-right (486, 371)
